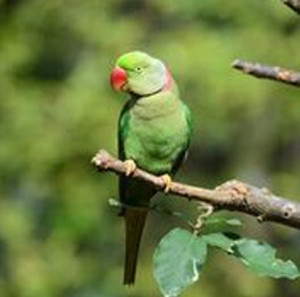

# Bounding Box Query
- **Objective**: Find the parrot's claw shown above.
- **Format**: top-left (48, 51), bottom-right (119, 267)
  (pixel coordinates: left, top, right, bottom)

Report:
top-left (160, 174), bottom-right (172, 193)
top-left (123, 159), bottom-right (137, 176)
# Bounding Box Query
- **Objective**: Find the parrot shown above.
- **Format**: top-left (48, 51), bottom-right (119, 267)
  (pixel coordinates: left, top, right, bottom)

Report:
top-left (110, 51), bottom-right (193, 285)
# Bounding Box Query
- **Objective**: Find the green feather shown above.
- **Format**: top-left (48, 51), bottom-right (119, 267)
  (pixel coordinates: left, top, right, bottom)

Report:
top-left (115, 51), bottom-right (193, 285)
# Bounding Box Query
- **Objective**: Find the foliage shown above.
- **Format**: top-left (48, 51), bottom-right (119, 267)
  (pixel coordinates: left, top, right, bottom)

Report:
top-left (154, 228), bottom-right (207, 297)
top-left (154, 225), bottom-right (299, 297)
top-left (0, 0), bottom-right (300, 296)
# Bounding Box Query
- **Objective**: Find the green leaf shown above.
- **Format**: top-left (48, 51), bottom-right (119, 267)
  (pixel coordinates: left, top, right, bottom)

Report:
top-left (201, 216), bottom-right (243, 234)
top-left (154, 228), bottom-right (207, 297)
top-left (202, 232), bottom-right (236, 253)
top-left (225, 218), bottom-right (243, 226)
top-left (233, 239), bottom-right (300, 280)
top-left (205, 217), bottom-right (243, 227)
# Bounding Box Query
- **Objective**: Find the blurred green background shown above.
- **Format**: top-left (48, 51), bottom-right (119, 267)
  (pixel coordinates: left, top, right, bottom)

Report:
top-left (1, 0), bottom-right (300, 296)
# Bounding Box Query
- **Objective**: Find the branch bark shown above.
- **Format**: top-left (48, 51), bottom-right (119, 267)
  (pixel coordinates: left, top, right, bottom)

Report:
top-left (232, 59), bottom-right (300, 87)
top-left (92, 150), bottom-right (300, 230)
top-left (282, 0), bottom-right (300, 14)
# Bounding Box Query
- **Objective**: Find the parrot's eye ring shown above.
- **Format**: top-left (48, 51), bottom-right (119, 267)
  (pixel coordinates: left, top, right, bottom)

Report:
top-left (135, 66), bottom-right (143, 73)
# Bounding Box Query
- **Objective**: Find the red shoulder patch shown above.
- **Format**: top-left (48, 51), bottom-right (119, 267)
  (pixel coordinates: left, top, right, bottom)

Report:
top-left (163, 67), bottom-right (173, 91)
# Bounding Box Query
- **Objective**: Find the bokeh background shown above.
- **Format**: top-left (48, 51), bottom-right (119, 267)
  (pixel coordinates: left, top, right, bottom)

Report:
top-left (1, 0), bottom-right (300, 296)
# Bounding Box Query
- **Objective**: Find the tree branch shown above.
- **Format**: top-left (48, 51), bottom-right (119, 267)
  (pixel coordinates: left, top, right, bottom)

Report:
top-left (92, 150), bottom-right (300, 230)
top-left (232, 59), bottom-right (300, 87)
top-left (282, 0), bottom-right (300, 14)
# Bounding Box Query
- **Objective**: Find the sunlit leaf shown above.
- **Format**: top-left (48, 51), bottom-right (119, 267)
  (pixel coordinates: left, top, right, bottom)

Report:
top-left (203, 232), bottom-right (236, 253)
top-left (154, 228), bottom-right (207, 297)
top-left (233, 239), bottom-right (300, 280)
top-left (202, 216), bottom-right (243, 234)
top-left (205, 217), bottom-right (243, 227)
top-left (225, 218), bottom-right (243, 226)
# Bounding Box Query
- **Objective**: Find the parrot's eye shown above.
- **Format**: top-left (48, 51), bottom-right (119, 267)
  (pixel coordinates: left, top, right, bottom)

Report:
top-left (135, 66), bottom-right (143, 73)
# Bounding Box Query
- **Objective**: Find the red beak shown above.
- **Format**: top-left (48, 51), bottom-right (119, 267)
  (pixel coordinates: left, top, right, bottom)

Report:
top-left (110, 66), bottom-right (127, 91)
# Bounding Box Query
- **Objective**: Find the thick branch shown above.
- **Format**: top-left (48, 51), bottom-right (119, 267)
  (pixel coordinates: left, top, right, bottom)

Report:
top-left (92, 150), bottom-right (300, 230)
top-left (232, 59), bottom-right (300, 87)
top-left (282, 0), bottom-right (300, 14)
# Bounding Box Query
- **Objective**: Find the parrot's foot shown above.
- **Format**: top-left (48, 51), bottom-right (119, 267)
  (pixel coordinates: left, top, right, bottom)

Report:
top-left (160, 174), bottom-right (172, 193)
top-left (123, 159), bottom-right (137, 176)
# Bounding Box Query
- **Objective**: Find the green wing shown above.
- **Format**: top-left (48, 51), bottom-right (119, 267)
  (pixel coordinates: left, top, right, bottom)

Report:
top-left (171, 101), bottom-right (193, 174)
top-left (118, 99), bottom-right (133, 161)
top-left (118, 99), bottom-right (155, 207)
top-left (118, 99), bottom-right (131, 211)
top-left (182, 101), bottom-right (193, 137)
top-left (118, 102), bottom-right (155, 285)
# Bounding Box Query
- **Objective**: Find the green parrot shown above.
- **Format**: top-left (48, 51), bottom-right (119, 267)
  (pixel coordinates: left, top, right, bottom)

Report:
top-left (110, 51), bottom-right (192, 285)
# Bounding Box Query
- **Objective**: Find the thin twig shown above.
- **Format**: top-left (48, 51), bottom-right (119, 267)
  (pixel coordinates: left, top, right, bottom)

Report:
top-left (92, 150), bottom-right (300, 230)
top-left (194, 203), bottom-right (214, 235)
top-left (232, 59), bottom-right (300, 87)
top-left (282, 0), bottom-right (300, 14)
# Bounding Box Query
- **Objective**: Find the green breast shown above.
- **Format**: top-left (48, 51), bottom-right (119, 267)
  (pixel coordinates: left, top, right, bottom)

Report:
top-left (124, 91), bottom-right (189, 175)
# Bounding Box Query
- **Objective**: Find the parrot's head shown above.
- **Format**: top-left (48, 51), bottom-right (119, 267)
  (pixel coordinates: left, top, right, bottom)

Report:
top-left (110, 51), bottom-right (170, 96)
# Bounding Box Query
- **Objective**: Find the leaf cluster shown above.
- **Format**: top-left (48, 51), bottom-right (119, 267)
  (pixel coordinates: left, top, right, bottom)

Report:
top-left (154, 222), bottom-right (299, 297)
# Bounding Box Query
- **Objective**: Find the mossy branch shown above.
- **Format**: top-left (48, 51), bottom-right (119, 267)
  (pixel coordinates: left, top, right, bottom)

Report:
top-left (92, 150), bottom-right (300, 230)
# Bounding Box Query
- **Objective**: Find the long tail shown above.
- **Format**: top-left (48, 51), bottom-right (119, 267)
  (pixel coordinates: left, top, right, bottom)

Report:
top-left (123, 208), bottom-right (148, 285)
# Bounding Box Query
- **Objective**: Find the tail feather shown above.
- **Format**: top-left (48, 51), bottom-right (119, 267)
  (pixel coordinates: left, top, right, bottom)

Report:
top-left (123, 208), bottom-right (148, 285)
